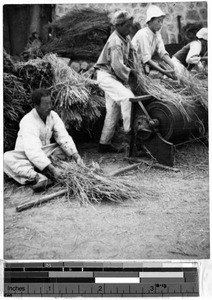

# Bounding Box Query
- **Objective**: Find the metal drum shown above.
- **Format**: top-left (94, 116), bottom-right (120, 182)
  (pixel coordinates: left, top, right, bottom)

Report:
top-left (145, 101), bottom-right (208, 143)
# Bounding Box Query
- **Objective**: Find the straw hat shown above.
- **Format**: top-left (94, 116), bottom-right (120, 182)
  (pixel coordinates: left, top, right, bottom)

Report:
top-left (146, 5), bottom-right (165, 23)
top-left (196, 28), bottom-right (208, 41)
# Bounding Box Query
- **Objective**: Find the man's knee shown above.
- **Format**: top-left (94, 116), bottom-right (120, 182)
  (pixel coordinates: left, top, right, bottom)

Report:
top-left (3, 151), bottom-right (13, 166)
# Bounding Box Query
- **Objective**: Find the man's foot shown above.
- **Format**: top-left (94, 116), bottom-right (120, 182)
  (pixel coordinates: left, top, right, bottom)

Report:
top-left (98, 144), bottom-right (121, 153)
top-left (32, 174), bottom-right (53, 193)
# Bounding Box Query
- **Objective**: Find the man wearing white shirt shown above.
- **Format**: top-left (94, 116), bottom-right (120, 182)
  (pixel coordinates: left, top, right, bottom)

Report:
top-left (132, 5), bottom-right (176, 78)
top-left (172, 27), bottom-right (208, 77)
top-left (4, 88), bottom-right (83, 191)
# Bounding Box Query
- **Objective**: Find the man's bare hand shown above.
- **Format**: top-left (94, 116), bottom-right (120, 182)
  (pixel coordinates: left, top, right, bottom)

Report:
top-left (163, 69), bottom-right (177, 80)
top-left (72, 153), bottom-right (85, 167)
top-left (46, 164), bottom-right (64, 180)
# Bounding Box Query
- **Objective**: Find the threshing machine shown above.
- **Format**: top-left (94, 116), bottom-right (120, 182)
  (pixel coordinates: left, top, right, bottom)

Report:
top-left (129, 95), bottom-right (208, 166)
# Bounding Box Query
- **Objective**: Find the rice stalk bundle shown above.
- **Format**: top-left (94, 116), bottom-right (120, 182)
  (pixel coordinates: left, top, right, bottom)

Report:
top-left (177, 73), bottom-right (208, 110)
top-left (42, 53), bottom-right (105, 129)
top-left (158, 60), bottom-right (208, 109)
top-left (16, 54), bottom-right (105, 130)
top-left (3, 73), bottom-right (32, 151)
top-left (48, 8), bottom-right (110, 37)
top-left (3, 49), bottom-right (17, 75)
top-left (56, 161), bottom-right (140, 205)
top-left (41, 8), bottom-right (111, 61)
top-left (132, 63), bottom-right (207, 120)
top-left (16, 58), bottom-right (54, 93)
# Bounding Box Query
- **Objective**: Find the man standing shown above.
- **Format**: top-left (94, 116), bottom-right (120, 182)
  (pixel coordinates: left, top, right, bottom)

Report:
top-left (132, 5), bottom-right (176, 78)
top-left (95, 10), bottom-right (137, 153)
top-left (4, 88), bottom-right (83, 191)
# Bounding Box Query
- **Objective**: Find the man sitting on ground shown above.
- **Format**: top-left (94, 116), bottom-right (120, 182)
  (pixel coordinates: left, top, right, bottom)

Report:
top-left (4, 88), bottom-right (84, 191)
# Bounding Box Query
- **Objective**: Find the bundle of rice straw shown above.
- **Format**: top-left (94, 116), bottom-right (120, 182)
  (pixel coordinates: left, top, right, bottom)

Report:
top-left (132, 62), bottom-right (208, 120)
top-left (16, 59), bottom-right (53, 93)
top-left (41, 8), bottom-right (111, 61)
top-left (3, 73), bottom-right (32, 151)
top-left (3, 49), bottom-right (17, 74)
top-left (161, 72), bottom-right (208, 110)
top-left (44, 53), bottom-right (105, 129)
top-left (15, 53), bottom-right (105, 130)
top-left (56, 161), bottom-right (140, 205)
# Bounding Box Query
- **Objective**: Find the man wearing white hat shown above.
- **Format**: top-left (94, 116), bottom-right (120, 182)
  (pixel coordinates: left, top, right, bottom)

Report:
top-left (95, 10), bottom-right (137, 153)
top-left (172, 27), bottom-right (208, 77)
top-left (132, 5), bottom-right (176, 78)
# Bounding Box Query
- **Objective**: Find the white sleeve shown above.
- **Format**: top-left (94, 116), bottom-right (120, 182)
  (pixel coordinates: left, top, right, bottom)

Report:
top-left (157, 34), bottom-right (169, 58)
top-left (186, 41), bottom-right (202, 64)
top-left (52, 112), bottom-right (78, 156)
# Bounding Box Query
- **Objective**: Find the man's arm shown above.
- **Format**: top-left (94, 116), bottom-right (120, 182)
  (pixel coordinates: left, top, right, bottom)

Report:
top-left (162, 53), bottom-right (175, 70)
top-left (44, 163), bottom-right (64, 180)
top-left (52, 112), bottom-right (84, 166)
top-left (110, 45), bottom-right (131, 83)
top-left (186, 40), bottom-right (202, 64)
top-left (157, 35), bottom-right (176, 78)
top-left (146, 58), bottom-right (175, 78)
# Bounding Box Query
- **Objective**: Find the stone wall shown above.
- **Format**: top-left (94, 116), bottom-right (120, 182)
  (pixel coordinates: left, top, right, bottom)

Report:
top-left (55, 1), bottom-right (207, 44)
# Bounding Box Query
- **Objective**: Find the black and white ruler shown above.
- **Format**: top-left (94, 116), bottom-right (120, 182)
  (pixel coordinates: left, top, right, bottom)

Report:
top-left (4, 261), bottom-right (199, 297)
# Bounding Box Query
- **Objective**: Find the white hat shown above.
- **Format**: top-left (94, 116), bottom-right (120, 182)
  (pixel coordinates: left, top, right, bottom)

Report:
top-left (112, 10), bottom-right (133, 25)
top-left (196, 27), bottom-right (208, 41)
top-left (146, 5), bottom-right (166, 23)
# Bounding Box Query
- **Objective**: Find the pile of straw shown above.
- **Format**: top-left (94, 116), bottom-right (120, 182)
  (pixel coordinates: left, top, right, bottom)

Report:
top-left (15, 53), bottom-right (105, 130)
top-left (3, 73), bottom-right (32, 151)
top-left (44, 53), bottom-right (105, 130)
top-left (16, 59), bottom-right (53, 93)
top-left (161, 73), bottom-right (208, 110)
top-left (56, 161), bottom-right (140, 205)
top-left (3, 49), bottom-right (17, 75)
top-left (41, 8), bottom-right (111, 61)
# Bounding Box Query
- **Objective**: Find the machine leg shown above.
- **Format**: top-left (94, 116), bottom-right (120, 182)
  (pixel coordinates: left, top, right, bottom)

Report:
top-left (129, 102), bottom-right (137, 157)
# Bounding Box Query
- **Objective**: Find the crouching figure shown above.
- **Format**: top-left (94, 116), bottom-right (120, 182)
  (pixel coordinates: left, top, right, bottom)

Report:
top-left (4, 88), bottom-right (84, 191)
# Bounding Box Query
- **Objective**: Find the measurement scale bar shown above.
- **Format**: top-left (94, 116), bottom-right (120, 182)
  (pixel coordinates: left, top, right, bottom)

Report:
top-left (4, 261), bottom-right (199, 297)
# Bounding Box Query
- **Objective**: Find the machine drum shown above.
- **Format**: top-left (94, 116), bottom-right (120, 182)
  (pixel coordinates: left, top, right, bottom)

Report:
top-left (145, 101), bottom-right (208, 142)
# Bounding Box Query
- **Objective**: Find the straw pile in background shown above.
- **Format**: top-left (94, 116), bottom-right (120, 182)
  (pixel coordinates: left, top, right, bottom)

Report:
top-left (3, 49), bottom-right (17, 75)
top-left (3, 73), bottom-right (32, 151)
top-left (3, 50), bottom-right (32, 151)
top-left (15, 53), bottom-right (105, 131)
top-left (55, 161), bottom-right (141, 205)
top-left (41, 8), bottom-right (111, 61)
top-left (16, 59), bottom-right (54, 93)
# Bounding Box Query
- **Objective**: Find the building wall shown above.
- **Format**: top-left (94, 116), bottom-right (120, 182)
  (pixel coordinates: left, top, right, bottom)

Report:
top-left (55, 1), bottom-right (207, 44)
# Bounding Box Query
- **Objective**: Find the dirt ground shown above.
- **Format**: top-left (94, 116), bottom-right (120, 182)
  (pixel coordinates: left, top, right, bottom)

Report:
top-left (3, 140), bottom-right (209, 260)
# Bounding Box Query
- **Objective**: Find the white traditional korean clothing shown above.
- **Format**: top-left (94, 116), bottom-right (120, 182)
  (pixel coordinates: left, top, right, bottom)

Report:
top-left (4, 108), bottom-right (78, 184)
